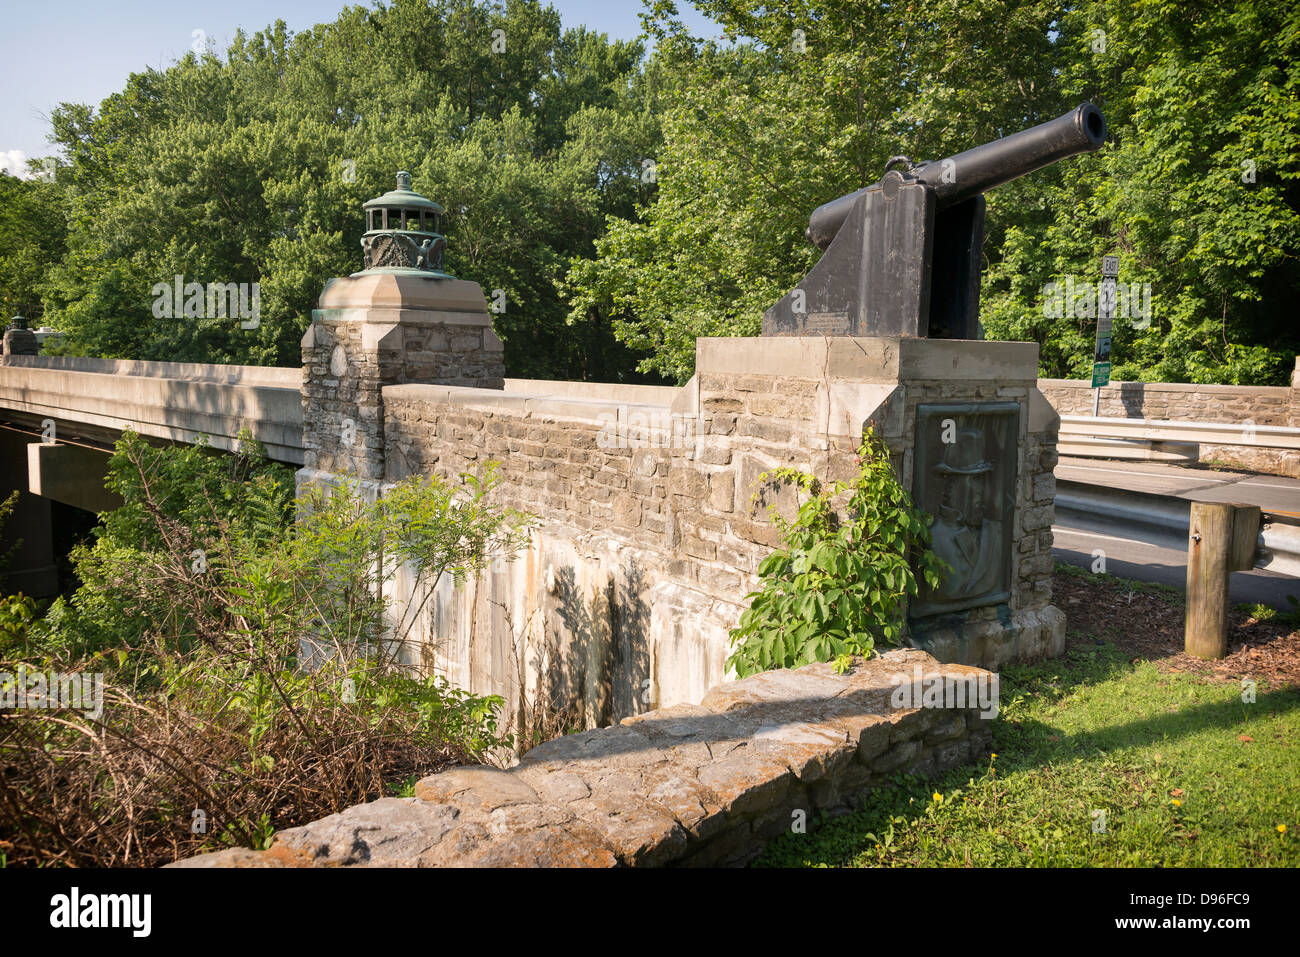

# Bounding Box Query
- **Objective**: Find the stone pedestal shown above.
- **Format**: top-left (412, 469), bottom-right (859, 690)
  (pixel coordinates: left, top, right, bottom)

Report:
top-left (2, 327), bottom-right (38, 359)
top-left (693, 336), bottom-right (1066, 670)
top-left (299, 271), bottom-right (504, 488)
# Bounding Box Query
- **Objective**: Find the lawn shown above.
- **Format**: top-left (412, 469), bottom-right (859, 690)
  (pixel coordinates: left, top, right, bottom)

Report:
top-left (756, 570), bottom-right (1300, 867)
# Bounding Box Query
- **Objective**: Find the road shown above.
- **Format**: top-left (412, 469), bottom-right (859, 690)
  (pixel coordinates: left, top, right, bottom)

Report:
top-left (1052, 526), bottom-right (1298, 610)
top-left (1052, 457), bottom-right (1300, 610)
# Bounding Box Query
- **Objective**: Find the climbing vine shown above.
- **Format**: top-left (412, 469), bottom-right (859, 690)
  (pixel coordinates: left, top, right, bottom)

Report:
top-left (728, 428), bottom-right (944, 677)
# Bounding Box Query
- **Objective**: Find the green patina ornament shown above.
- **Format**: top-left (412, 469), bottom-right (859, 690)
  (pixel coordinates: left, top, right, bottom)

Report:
top-left (359, 171), bottom-right (454, 278)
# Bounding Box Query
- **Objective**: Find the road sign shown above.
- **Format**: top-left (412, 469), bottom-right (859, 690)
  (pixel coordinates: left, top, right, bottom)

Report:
top-left (1098, 278), bottom-right (1117, 321)
top-left (1091, 258), bottom-right (1117, 393)
top-left (1095, 296), bottom-right (1113, 363)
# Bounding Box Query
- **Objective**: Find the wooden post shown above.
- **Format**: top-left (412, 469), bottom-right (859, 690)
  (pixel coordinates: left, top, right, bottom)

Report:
top-left (1228, 504), bottom-right (1262, 571)
top-left (1185, 502), bottom-right (1233, 659)
top-left (1185, 502), bottom-right (1261, 659)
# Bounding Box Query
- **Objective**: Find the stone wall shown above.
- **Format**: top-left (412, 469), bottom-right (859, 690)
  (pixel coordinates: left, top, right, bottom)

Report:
top-left (1039, 368), bottom-right (1300, 476)
top-left (1039, 376), bottom-right (1295, 425)
top-left (377, 377), bottom-right (777, 726)
top-left (172, 649), bottom-right (994, 868)
top-left (371, 337), bottom-right (1063, 731)
top-left (1293, 358), bottom-right (1300, 426)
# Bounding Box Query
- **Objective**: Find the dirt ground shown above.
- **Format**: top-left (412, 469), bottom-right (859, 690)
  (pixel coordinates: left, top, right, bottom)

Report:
top-left (1052, 567), bottom-right (1300, 690)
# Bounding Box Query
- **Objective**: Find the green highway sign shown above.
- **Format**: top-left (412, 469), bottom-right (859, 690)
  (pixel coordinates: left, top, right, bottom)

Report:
top-left (1091, 362), bottom-right (1111, 388)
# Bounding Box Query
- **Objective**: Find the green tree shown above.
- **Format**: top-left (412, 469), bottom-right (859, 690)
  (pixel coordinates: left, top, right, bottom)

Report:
top-left (981, 0), bottom-right (1300, 385)
top-left (569, 0), bottom-right (1300, 385)
top-left (0, 167), bottom-right (67, 323)
top-left (568, 0), bottom-right (1064, 382)
top-left (33, 0), bottom-right (662, 379)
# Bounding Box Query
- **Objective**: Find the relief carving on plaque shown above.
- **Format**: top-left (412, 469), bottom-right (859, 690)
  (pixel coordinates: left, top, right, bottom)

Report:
top-left (910, 402), bottom-right (1019, 618)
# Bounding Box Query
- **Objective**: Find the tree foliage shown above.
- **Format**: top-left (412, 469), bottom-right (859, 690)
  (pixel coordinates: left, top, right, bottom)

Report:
top-left (0, 169), bottom-right (67, 323)
top-left (569, 0), bottom-right (1300, 384)
top-left (2, 0), bottom-right (1295, 385)
top-left (27, 0), bottom-right (662, 379)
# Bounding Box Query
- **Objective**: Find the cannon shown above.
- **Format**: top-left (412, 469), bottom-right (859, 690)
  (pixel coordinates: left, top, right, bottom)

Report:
top-left (762, 103), bottom-right (1107, 340)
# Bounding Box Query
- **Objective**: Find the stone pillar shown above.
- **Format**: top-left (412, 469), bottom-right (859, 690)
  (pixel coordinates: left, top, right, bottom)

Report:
top-left (882, 340), bottom-right (1065, 668)
top-left (298, 272), bottom-right (504, 491)
top-left (693, 335), bottom-right (1065, 670)
top-left (2, 327), bottom-right (38, 360)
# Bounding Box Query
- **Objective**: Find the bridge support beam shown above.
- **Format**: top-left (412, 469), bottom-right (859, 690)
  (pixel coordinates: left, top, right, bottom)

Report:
top-left (27, 442), bottom-right (122, 514)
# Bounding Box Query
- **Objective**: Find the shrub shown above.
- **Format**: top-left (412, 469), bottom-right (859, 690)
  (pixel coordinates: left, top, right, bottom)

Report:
top-left (728, 428), bottom-right (944, 678)
top-left (0, 431), bottom-right (532, 866)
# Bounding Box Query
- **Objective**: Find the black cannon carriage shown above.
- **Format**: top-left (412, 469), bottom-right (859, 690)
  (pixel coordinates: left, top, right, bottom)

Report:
top-left (762, 103), bottom-right (1107, 341)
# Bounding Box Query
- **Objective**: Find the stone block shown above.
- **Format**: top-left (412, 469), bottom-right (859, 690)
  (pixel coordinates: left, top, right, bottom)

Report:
top-left (415, 767), bottom-right (540, 810)
top-left (751, 721), bottom-right (855, 782)
top-left (273, 797), bottom-right (460, 866)
top-left (695, 749), bottom-right (795, 818)
top-left (871, 739), bottom-right (921, 773)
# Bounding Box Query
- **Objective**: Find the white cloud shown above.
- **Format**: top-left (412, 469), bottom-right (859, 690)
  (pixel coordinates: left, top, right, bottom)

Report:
top-left (0, 150), bottom-right (59, 180)
top-left (2, 149), bottom-right (31, 178)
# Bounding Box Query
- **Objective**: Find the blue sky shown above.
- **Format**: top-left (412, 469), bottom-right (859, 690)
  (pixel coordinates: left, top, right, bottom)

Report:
top-left (0, 0), bottom-right (718, 175)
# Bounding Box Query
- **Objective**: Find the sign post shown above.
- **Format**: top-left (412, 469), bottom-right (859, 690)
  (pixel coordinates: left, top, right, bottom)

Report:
top-left (1092, 256), bottom-right (1118, 414)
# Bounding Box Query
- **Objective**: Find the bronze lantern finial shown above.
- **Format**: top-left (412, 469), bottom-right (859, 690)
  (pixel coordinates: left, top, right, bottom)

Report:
top-left (359, 171), bottom-right (451, 277)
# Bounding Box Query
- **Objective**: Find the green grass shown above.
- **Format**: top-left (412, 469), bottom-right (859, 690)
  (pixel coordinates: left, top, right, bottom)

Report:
top-left (755, 641), bottom-right (1300, 867)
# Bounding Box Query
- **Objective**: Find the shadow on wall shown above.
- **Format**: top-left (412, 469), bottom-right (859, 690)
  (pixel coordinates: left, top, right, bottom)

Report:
top-left (1119, 383), bottom-right (1144, 418)
top-left (547, 558), bottom-right (652, 731)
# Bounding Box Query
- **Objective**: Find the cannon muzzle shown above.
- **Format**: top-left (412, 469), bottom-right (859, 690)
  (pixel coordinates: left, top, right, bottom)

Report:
top-left (807, 103), bottom-right (1106, 250)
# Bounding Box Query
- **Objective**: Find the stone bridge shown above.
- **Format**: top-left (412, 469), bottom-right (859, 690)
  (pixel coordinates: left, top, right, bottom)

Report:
top-left (4, 173), bottom-right (1295, 866)
top-left (4, 318), bottom-right (1298, 726)
top-left (0, 174), bottom-right (1291, 731)
top-left (2, 301), bottom-right (1066, 729)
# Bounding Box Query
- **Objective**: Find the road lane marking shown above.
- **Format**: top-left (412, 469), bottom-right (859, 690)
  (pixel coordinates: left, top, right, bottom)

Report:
top-left (1052, 527), bottom-right (1177, 549)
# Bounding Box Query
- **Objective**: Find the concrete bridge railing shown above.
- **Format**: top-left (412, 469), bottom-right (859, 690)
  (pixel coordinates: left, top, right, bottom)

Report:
top-left (0, 355), bottom-right (304, 464)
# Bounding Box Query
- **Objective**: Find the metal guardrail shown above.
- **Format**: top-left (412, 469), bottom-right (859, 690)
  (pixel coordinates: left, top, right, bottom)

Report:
top-left (1057, 434), bottom-right (1199, 464)
top-left (1054, 479), bottom-right (1300, 578)
top-left (1260, 517), bottom-right (1300, 578)
top-left (1060, 414), bottom-right (1300, 450)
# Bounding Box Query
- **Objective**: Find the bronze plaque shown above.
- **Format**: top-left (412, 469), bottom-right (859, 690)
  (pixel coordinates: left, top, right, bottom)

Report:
top-left (911, 402), bottom-right (1019, 618)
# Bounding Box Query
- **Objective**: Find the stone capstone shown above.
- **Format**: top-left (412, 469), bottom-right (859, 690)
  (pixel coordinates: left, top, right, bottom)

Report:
top-left (171, 649), bottom-right (994, 868)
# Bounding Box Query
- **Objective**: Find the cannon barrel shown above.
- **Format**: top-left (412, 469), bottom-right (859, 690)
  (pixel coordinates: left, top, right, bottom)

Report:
top-left (806, 103), bottom-right (1107, 250)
